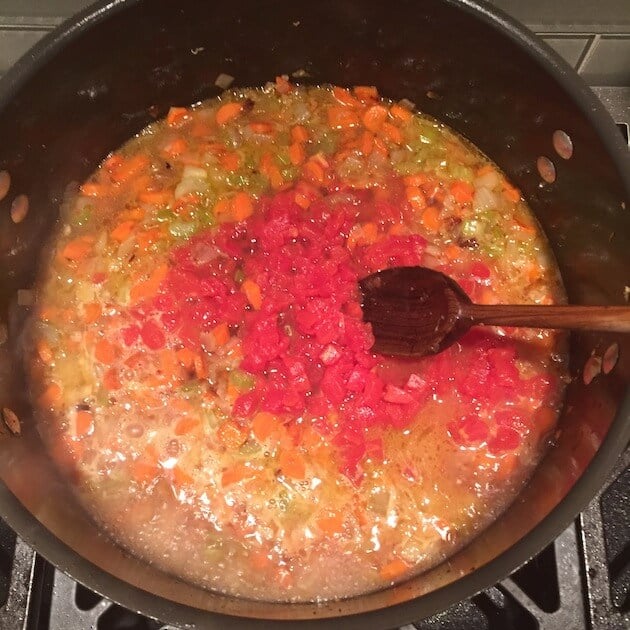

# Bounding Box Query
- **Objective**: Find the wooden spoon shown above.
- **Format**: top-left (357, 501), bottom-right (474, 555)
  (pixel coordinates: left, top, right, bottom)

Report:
top-left (359, 266), bottom-right (630, 357)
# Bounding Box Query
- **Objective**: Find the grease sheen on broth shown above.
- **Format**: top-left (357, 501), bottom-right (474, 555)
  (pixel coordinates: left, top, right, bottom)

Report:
top-left (29, 81), bottom-right (566, 602)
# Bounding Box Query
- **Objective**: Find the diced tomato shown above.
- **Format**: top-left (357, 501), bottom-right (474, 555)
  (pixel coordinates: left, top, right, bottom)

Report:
top-left (140, 320), bottom-right (166, 350)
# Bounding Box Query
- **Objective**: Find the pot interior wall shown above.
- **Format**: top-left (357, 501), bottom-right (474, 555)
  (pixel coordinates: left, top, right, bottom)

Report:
top-left (0, 0), bottom-right (628, 623)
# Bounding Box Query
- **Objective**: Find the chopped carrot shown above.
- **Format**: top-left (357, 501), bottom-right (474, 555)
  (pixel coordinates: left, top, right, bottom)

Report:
top-left (405, 186), bottom-right (427, 211)
top-left (94, 338), bottom-right (118, 364)
top-left (275, 75), bottom-right (292, 94)
top-left (477, 164), bottom-right (495, 176)
top-left (103, 368), bottom-right (121, 390)
top-left (39, 383), bottom-right (62, 407)
top-left (37, 339), bottom-right (53, 364)
top-left (158, 349), bottom-right (181, 380)
top-left (172, 465), bottom-right (194, 486)
top-left (162, 137), bottom-right (188, 157)
top-left (379, 558), bottom-right (409, 581)
top-left (316, 513), bottom-right (344, 535)
top-left (216, 102), bottom-right (243, 125)
top-left (360, 130), bottom-right (374, 155)
top-left (278, 450), bottom-right (306, 479)
top-left (445, 243), bottom-right (461, 261)
top-left (421, 205), bottom-right (441, 233)
top-left (174, 416), bottom-right (201, 436)
top-left (219, 151), bottom-right (241, 172)
top-left (131, 459), bottom-right (160, 484)
top-left (119, 206), bottom-right (145, 221)
top-left (327, 105), bottom-right (360, 129)
top-left (176, 347), bottom-right (195, 370)
top-left (241, 278), bottom-right (263, 310)
top-left (111, 154), bottom-right (149, 184)
top-left (303, 158), bottom-right (326, 185)
top-left (213, 198), bottom-right (232, 221)
top-left (135, 226), bottom-right (165, 250)
top-left (83, 302), bottom-right (101, 324)
top-left (80, 182), bottom-right (109, 197)
top-left (450, 180), bottom-right (475, 204)
top-left (74, 410), bottom-right (93, 437)
top-left (380, 121), bottom-right (403, 144)
top-left (259, 153), bottom-right (284, 190)
top-left (218, 420), bottom-right (248, 450)
top-left (503, 182), bottom-right (521, 203)
top-left (403, 173), bottom-right (429, 187)
top-left (332, 86), bottom-right (360, 107)
top-left (166, 106), bottom-right (188, 126)
top-left (193, 353), bottom-right (208, 379)
top-left (347, 222), bottom-right (379, 249)
top-left (171, 398), bottom-right (194, 414)
top-left (129, 263), bottom-right (169, 304)
top-left (288, 142), bottom-right (306, 165)
top-left (138, 188), bottom-right (173, 206)
top-left (294, 192), bottom-right (311, 209)
top-left (390, 103), bottom-right (413, 122)
top-left (110, 220), bottom-right (136, 242)
top-left (221, 462), bottom-right (257, 486)
top-left (232, 192), bottom-right (254, 221)
top-left (290, 125), bottom-right (309, 143)
top-left (211, 322), bottom-right (230, 346)
top-left (362, 105), bottom-right (388, 133)
top-left (252, 411), bottom-right (280, 441)
top-left (353, 85), bottom-right (378, 101)
top-left (249, 122), bottom-right (274, 134)
top-left (373, 136), bottom-right (389, 157)
top-left (60, 237), bottom-right (93, 261)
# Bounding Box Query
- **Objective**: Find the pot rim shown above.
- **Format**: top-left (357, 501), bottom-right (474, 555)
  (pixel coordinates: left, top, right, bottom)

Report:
top-left (0, 0), bottom-right (629, 628)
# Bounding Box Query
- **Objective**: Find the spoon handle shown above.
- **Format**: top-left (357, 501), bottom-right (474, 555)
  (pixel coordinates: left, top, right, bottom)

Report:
top-left (461, 304), bottom-right (630, 333)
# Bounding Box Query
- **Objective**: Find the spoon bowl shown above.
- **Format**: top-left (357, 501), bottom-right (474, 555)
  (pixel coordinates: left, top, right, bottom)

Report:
top-left (359, 266), bottom-right (630, 357)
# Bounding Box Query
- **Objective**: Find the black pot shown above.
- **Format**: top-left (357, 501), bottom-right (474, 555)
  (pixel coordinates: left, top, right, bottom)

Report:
top-left (0, 1), bottom-right (628, 627)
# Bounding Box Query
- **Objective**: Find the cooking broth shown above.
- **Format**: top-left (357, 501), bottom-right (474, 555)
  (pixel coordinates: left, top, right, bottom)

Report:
top-left (29, 81), bottom-right (566, 601)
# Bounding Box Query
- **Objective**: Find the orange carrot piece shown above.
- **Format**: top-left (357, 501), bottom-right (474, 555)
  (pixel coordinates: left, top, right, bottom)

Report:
top-left (162, 137), bottom-right (188, 156)
top-left (249, 122), bottom-right (274, 134)
top-left (290, 125), bottom-right (309, 143)
top-left (421, 205), bottom-right (441, 233)
top-left (260, 153), bottom-right (284, 190)
top-left (221, 462), bottom-right (256, 486)
top-left (131, 460), bottom-right (160, 484)
top-left (379, 558), bottom-right (409, 581)
top-left (176, 347), bottom-right (196, 370)
top-left (332, 86), bottom-right (360, 107)
top-left (193, 353), bottom-right (208, 379)
top-left (74, 410), bottom-right (93, 437)
top-left (288, 142), bottom-right (306, 166)
top-left (294, 192), bottom-right (311, 209)
top-left (362, 105), bottom-right (388, 133)
top-left (83, 302), bottom-right (101, 324)
top-left (138, 189), bottom-right (172, 206)
top-left (353, 85), bottom-right (378, 101)
top-left (130, 263), bottom-right (169, 304)
top-left (477, 164), bottom-right (495, 176)
top-left (275, 75), bottom-right (292, 94)
top-left (80, 182), bottom-right (110, 197)
top-left (360, 130), bottom-right (374, 155)
top-left (445, 243), bottom-right (461, 261)
top-left (373, 136), bottom-right (389, 157)
top-left (211, 322), bottom-right (230, 346)
top-left (316, 513), bottom-right (344, 535)
top-left (37, 339), bottom-right (53, 364)
top-left (166, 106), bottom-right (188, 126)
top-left (110, 220), bottom-right (136, 242)
top-left (405, 185), bottom-right (427, 211)
top-left (252, 411), bottom-right (280, 442)
top-left (94, 339), bottom-right (118, 364)
top-left (327, 105), bottom-right (360, 129)
top-left (278, 450), bottom-right (306, 479)
top-left (111, 154), bottom-right (149, 184)
top-left (232, 192), bottom-right (254, 222)
top-left (403, 173), bottom-right (429, 187)
top-left (390, 103), bottom-right (413, 122)
top-left (380, 121), bottom-right (403, 144)
top-left (172, 465), bottom-right (194, 486)
top-left (450, 180), bottom-right (475, 204)
top-left (303, 158), bottom-right (326, 185)
top-left (213, 198), bottom-right (232, 221)
top-left (219, 151), bottom-right (241, 172)
top-left (103, 368), bottom-right (121, 390)
top-left (241, 278), bottom-right (263, 310)
top-left (61, 237), bottom-right (93, 261)
top-left (347, 222), bottom-right (378, 249)
top-left (174, 416), bottom-right (201, 436)
top-left (216, 102), bottom-right (243, 125)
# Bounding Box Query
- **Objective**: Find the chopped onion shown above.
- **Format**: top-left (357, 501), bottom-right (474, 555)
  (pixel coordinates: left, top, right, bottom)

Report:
top-left (214, 73), bottom-right (234, 89)
top-left (473, 186), bottom-right (497, 212)
top-left (474, 170), bottom-right (500, 190)
top-left (182, 165), bottom-right (207, 180)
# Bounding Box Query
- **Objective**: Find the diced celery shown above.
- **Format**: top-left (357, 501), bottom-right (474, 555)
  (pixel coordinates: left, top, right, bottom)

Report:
top-left (168, 221), bottom-right (199, 239)
top-left (229, 369), bottom-right (255, 391)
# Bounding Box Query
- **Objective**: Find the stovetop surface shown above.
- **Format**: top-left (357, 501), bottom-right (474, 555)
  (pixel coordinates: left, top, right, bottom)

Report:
top-left (0, 2), bottom-right (628, 629)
